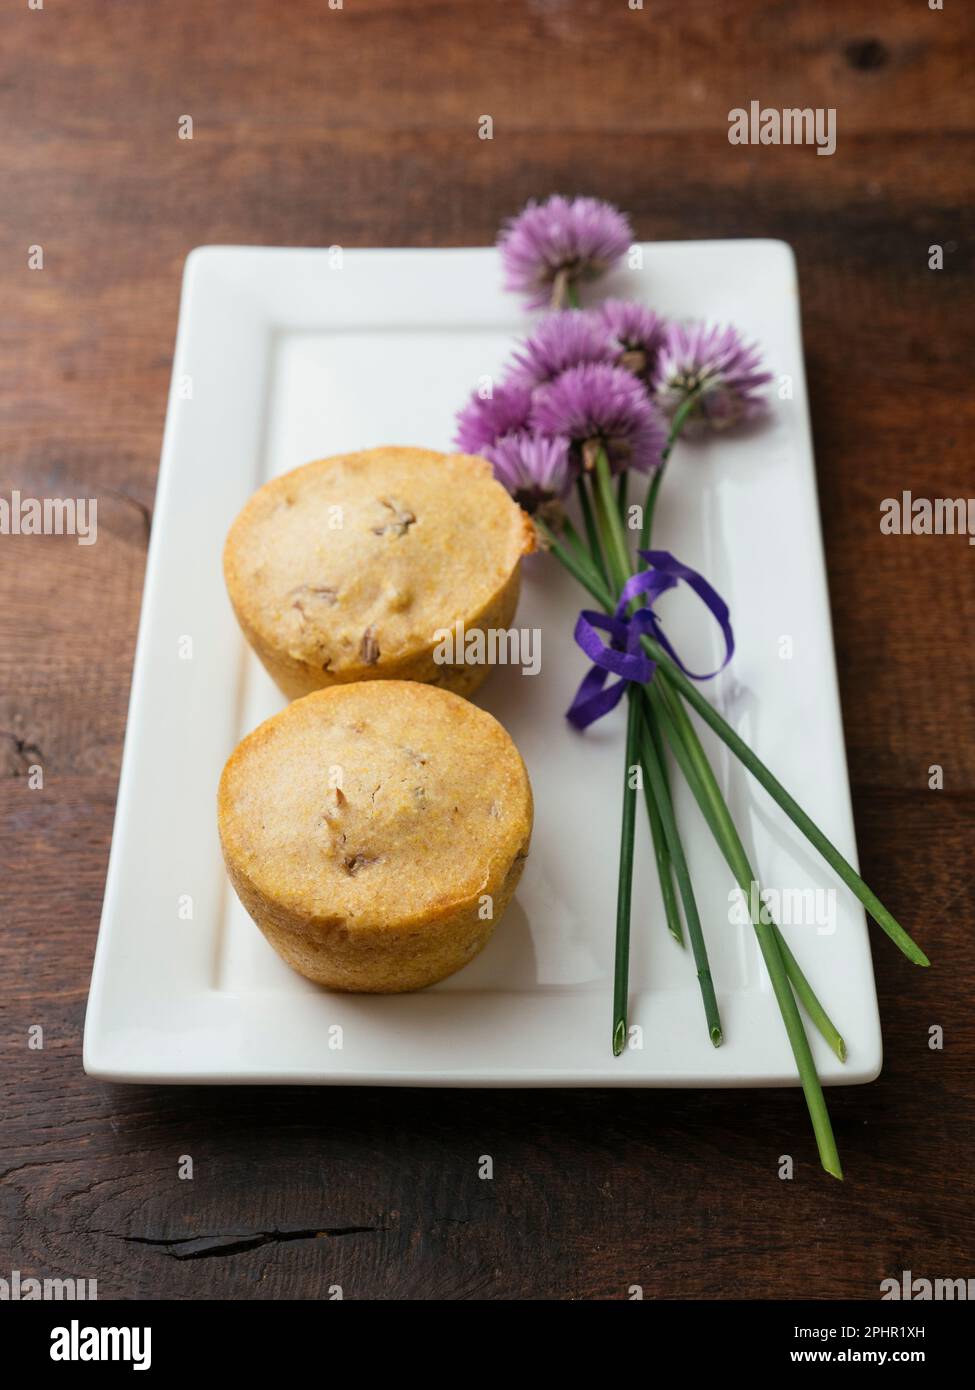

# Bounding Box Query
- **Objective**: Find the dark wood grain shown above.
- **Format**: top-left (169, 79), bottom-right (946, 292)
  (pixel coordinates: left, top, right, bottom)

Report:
top-left (1, 0), bottom-right (973, 1301)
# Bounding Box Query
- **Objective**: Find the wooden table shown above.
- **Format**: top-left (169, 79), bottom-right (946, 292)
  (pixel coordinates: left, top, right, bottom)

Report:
top-left (2, 0), bottom-right (972, 1300)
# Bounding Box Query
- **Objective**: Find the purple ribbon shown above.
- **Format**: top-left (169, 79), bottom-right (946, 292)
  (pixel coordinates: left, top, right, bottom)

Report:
top-left (566, 549), bottom-right (734, 730)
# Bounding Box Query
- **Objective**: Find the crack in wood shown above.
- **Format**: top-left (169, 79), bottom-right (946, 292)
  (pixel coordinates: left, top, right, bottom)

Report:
top-left (118, 1226), bottom-right (385, 1260)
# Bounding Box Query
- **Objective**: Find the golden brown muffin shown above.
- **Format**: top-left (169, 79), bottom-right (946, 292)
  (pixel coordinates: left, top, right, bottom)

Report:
top-left (217, 681), bottom-right (533, 992)
top-left (223, 446), bottom-right (535, 700)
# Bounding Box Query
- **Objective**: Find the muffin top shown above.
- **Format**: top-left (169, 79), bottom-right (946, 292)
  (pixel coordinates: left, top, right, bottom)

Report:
top-left (218, 681), bottom-right (533, 932)
top-left (223, 447), bottom-right (534, 678)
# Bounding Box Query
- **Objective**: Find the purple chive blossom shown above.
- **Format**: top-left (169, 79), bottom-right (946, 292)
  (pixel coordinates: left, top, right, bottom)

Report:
top-left (530, 362), bottom-right (667, 475)
top-left (597, 300), bottom-right (669, 382)
top-left (498, 195), bottom-right (633, 310)
top-left (654, 322), bottom-right (773, 429)
top-left (507, 310), bottom-right (616, 389)
top-left (455, 380), bottom-right (533, 456)
top-left (484, 432), bottom-right (574, 513)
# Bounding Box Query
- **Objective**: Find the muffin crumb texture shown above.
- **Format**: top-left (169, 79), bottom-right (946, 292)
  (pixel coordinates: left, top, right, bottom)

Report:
top-left (223, 446), bottom-right (535, 699)
top-left (218, 681), bottom-right (533, 992)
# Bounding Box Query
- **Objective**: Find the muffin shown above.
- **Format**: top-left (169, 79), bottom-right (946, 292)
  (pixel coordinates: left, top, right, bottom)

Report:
top-left (217, 681), bottom-right (533, 992)
top-left (224, 446), bottom-right (535, 700)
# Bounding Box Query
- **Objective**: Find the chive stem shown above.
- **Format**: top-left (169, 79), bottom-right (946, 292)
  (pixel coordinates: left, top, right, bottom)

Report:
top-left (638, 692), bottom-right (723, 1044)
top-left (644, 640), bottom-right (929, 968)
top-left (640, 722), bottom-right (685, 947)
top-left (535, 532), bottom-right (928, 974)
top-left (651, 676), bottom-right (846, 1062)
top-left (648, 679), bottom-right (843, 1178)
top-left (613, 692), bottom-right (641, 1055)
top-left (642, 389), bottom-right (701, 546)
top-left (590, 451), bottom-right (631, 595)
top-left (617, 469), bottom-right (629, 527)
top-left (576, 477), bottom-right (609, 585)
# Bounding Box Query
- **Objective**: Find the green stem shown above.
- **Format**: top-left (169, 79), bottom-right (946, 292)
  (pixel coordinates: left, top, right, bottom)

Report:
top-left (652, 675), bottom-right (846, 1062)
top-left (642, 390), bottom-right (701, 547)
top-left (534, 517), bottom-right (608, 599)
top-left (535, 530), bottom-right (928, 973)
top-left (643, 640), bottom-right (929, 968)
top-left (613, 693), bottom-right (641, 1056)
top-left (585, 459), bottom-right (640, 1058)
top-left (543, 531), bottom-right (613, 609)
top-left (773, 930), bottom-right (847, 1064)
top-left (642, 469), bottom-right (664, 550)
top-left (617, 470), bottom-right (629, 527)
top-left (555, 471), bottom-right (695, 968)
top-left (559, 515), bottom-right (593, 566)
top-left (543, 490), bottom-right (873, 1144)
top-left (646, 710), bottom-right (685, 942)
top-left (588, 450), bottom-right (718, 1051)
top-left (590, 448), bottom-right (632, 594)
top-left (547, 493), bottom-right (701, 983)
top-left (586, 454), bottom-right (665, 1055)
top-left (640, 716), bottom-right (685, 947)
top-left (638, 693), bottom-right (723, 1045)
top-left (648, 679), bottom-right (843, 1179)
top-left (576, 478), bottom-right (609, 585)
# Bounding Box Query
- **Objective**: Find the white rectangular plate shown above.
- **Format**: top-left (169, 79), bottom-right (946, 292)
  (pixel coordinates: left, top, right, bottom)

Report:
top-left (84, 241), bottom-right (882, 1086)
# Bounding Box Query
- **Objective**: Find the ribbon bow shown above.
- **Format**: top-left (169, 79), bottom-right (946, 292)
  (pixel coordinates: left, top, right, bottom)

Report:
top-left (566, 549), bottom-right (734, 730)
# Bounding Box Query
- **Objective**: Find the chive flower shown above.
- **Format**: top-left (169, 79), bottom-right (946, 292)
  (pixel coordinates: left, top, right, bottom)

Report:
top-left (484, 432), bottom-right (574, 513)
top-left (654, 322), bottom-right (773, 429)
top-left (530, 362), bottom-right (666, 474)
top-left (499, 195), bottom-right (633, 309)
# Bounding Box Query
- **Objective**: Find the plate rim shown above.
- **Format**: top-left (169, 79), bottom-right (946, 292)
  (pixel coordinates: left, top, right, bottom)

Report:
top-left (83, 239), bottom-right (883, 1088)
